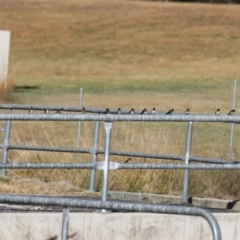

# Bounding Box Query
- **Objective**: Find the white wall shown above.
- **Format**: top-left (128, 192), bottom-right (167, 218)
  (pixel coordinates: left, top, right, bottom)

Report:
top-left (0, 30), bottom-right (11, 83)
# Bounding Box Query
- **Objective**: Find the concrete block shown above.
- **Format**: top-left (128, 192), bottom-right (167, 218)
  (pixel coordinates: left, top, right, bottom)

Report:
top-left (0, 30), bottom-right (11, 83)
top-left (0, 212), bottom-right (240, 240)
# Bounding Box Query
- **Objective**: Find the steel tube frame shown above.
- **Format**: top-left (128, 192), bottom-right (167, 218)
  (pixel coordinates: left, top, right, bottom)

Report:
top-left (0, 194), bottom-right (222, 240)
top-left (0, 113), bottom-right (240, 123)
top-left (230, 79), bottom-right (238, 159)
top-left (0, 163), bottom-right (94, 169)
top-left (114, 163), bottom-right (240, 170)
top-left (76, 88), bottom-right (83, 159)
top-left (0, 143), bottom-right (235, 164)
top-left (182, 122), bottom-right (193, 203)
top-left (0, 162), bottom-right (240, 170)
top-left (0, 104), bottom-right (175, 115)
top-left (61, 208), bottom-right (69, 240)
top-left (3, 144), bottom-right (91, 153)
top-left (2, 109), bottom-right (11, 176)
top-left (89, 121), bottom-right (100, 191)
top-left (102, 122), bottom-right (112, 203)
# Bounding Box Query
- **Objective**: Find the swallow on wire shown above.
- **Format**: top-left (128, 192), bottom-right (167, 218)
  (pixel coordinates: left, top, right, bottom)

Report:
top-left (129, 108), bottom-right (135, 114)
top-left (81, 107), bottom-right (86, 114)
top-left (103, 108), bottom-right (110, 114)
top-left (44, 109), bottom-right (49, 114)
top-left (166, 109), bottom-right (174, 115)
top-left (140, 108), bottom-right (147, 114)
top-left (56, 108), bottom-right (63, 114)
top-left (29, 107), bottom-right (33, 114)
top-left (117, 108), bottom-right (121, 114)
top-left (185, 108), bottom-right (190, 115)
top-left (124, 158), bottom-right (131, 163)
top-left (152, 108), bottom-right (156, 114)
top-left (215, 109), bottom-right (220, 115)
top-left (228, 109), bottom-right (235, 115)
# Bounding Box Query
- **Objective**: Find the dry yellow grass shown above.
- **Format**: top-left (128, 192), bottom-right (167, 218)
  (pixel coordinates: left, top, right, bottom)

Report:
top-left (0, 0), bottom-right (240, 199)
top-left (0, 80), bottom-right (13, 103)
top-left (1, 0), bottom-right (240, 88)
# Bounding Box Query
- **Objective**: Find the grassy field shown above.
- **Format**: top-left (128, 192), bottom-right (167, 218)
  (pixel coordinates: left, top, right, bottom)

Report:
top-left (1, 0), bottom-right (240, 199)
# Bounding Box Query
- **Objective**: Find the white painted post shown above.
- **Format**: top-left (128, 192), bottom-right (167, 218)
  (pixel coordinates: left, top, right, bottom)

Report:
top-left (0, 30), bottom-right (11, 84)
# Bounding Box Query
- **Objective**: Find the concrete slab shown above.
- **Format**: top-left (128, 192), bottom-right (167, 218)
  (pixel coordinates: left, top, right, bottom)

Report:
top-left (0, 212), bottom-right (240, 240)
top-left (108, 191), bottom-right (240, 211)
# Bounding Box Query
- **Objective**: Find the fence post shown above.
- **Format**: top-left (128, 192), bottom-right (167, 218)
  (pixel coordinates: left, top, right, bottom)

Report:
top-left (89, 121), bottom-right (100, 191)
top-left (229, 79), bottom-right (238, 160)
top-left (76, 88), bottom-right (83, 159)
top-left (101, 121), bottom-right (112, 207)
top-left (2, 109), bottom-right (11, 176)
top-left (182, 121), bottom-right (193, 204)
top-left (61, 208), bottom-right (69, 240)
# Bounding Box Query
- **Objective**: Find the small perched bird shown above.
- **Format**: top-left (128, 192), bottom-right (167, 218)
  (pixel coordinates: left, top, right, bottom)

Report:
top-left (81, 107), bottom-right (86, 114)
top-left (185, 108), bottom-right (190, 115)
top-left (117, 108), bottom-right (121, 114)
top-left (140, 108), bottom-right (147, 114)
top-left (152, 108), bottom-right (156, 114)
top-left (124, 158), bottom-right (131, 163)
top-left (215, 109), bottom-right (220, 115)
top-left (166, 109), bottom-right (174, 115)
top-left (103, 108), bottom-right (110, 114)
top-left (228, 109), bottom-right (235, 115)
top-left (56, 108), bottom-right (63, 114)
top-left (129, 108), bottom-right (135, 114)
top-left (44, 109), bottom-right (49, 114)
top-left (29, 107), bottom-right (33, 114)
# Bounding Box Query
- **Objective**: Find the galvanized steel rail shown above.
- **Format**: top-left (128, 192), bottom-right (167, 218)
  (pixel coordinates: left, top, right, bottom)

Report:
top-left (0, 162), bottom-right (239, 170)
top-left (0, 109), bottom-right (239, 240)
top-left (0, 144), bottom-right (233, 164)
top-left (0, 113), bottom-right (240, 123)
top-left (0, 194), bottom-right (222, 240)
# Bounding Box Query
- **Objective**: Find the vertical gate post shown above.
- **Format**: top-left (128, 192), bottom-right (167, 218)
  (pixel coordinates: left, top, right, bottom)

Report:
top-left (61, 208), bottom-right (69, 240)
top-left (229, 79), bottom-right (237, 160)
top-left (101, 121), bottom-right (113, 205)
top-left (89, 121), bottom-right (100, 191)
top-left (2, 109), bottom-right (11, 176)
top-left (182, 121), bottom-right (193, 204)
top-left (76, 88), bottom-right (83, 159)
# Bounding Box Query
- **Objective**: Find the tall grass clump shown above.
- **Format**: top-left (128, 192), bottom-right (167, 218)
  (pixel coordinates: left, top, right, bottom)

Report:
top-left (0, 80), bottom-right (13, 103)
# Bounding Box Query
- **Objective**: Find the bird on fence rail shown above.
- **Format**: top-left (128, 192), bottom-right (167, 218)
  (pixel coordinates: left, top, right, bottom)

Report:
top-left (152, 108), bottom-right (156, 114)
top-left (81, 107), bottom-right (86, 114)
top-left (56, 108), bottom-right (63, 114)
top-left (140, 108), bottom-right (147, 114)
top-left (44, 109), bottom-right (49, 114)
top-left (29, 107), bottom-right (33, 114)
top-left (215, 108), bottom-right (220, 115)
top-left (103, 108), bottom-right (110, 114)
top-left (185, 108), bottom-right (190, 115)
top-left (129, 108), bottom-right (135, 114)
top-left (166, 109), bottom-right (174, 115)
top-left (228, 109), bottom-right (235, 115)
top-left (124, 158), bottom-right (131, 163)
top-left (117, 108), bottom-right (121, 114)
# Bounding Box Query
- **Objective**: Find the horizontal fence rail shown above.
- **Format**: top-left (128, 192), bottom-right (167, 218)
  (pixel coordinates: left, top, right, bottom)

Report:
top-left (0, 144), bottom-right (235, 164)
top-left (0, 163), bottom-right (239, 170)
top-left (0, 194), bottom-right (222, 240)
top-left (0, 104), bottom-right (210, 115)
top-left (0, 113), bottom-right (240, 123)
